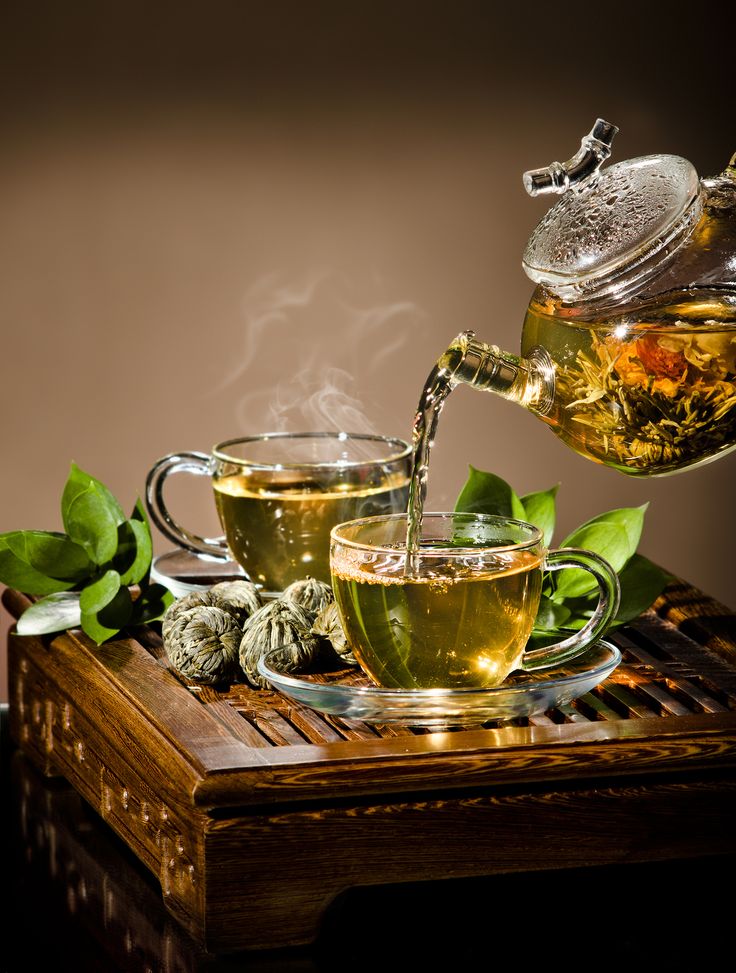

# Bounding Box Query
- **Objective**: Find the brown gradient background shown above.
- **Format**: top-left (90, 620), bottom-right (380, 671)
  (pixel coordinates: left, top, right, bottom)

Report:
top-left (1, 1), bottom-right (734, 701)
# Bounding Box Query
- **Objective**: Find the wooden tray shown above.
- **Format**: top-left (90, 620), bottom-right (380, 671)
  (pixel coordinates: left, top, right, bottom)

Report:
top-left (5, 580), bottom-right (736, 953)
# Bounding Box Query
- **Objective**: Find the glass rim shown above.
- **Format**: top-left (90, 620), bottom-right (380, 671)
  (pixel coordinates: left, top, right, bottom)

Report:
top-left (330, 511), bottom-right (544, 555)
top-left (211, 431), bottom-right (412, 470)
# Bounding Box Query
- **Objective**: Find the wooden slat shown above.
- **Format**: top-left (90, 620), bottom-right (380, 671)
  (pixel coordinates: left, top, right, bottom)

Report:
top-left (324, 715), bottom-right (382, 742)
top-left (615, 639), bottom-right (730, 716)
top-left (276, 702), bottom-right (347, 744)
top-left (370, 722), bottom-right (417, 738)
top-left (194, 687), bottom-right (275, 748)
top-left (554, 702), bottom-right (592, 724)
top-left (631, 610), bottom-right (736, 692)
top-left (597, 682), bottom-right (661, 720)
top-left (654, 579), bottom-right (736, 664)
top-left (189, 712), bottom-right (736, 808)
top-left (613, 674), bottom-right (692, 718)
top-left (572, 690), bottom-right (625, 722)
top-left (236, 706), bottom-right (310, 747)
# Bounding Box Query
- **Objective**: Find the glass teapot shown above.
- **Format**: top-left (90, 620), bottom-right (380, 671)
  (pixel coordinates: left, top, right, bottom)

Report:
top-left (444, 119), bottom-right (736, 476)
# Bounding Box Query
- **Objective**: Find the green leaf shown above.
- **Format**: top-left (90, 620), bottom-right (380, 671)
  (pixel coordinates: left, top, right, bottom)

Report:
top-left (130, 583), bottom-right (175, 624)
top-left (551, 527), bottom-right (622, 599)
top-left (0, 536), bottom-right (76, 595)
top-left (533, 595), bottom-right (572, 633)
top-left (454, 466), bottom-right (526, 520)
top-left (80, 615), bottom-right (118, 645)
top-left (611, 553), bottom-right (670, 627)
top-left (554, 505), bottom-right (648, 599)
top-left (129, 497), bottom-right (153, 586)
top-left (114, 519), bottom-right (152, 586)
top-left (81, 585), bottom-right (133, 645)
top-left (16, 591), bottom-right (82, 636)
top-left (526, 631), bottom-right (562, 651)
top-left (79, 569), bottom-right (122, 615)
top-left (61, 463), bottom-right (125, 564)
top-left (520, 485), bottom-right (559, 547)
top-left (131, 496), bottom-right (149, 525)
top-left (561, 504), bottom-right (647, 563)
top-left (5, 530), bottom-right (92, 582)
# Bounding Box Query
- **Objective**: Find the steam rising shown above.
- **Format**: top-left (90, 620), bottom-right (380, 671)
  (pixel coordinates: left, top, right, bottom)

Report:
top-left (269, 366), bottom-right (377, 434)
top-left (214, 270), bottom-right (424, 436)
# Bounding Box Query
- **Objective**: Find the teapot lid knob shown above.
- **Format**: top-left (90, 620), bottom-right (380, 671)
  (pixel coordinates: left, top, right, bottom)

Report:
top-left (523, 119), bottom-right (620, 197)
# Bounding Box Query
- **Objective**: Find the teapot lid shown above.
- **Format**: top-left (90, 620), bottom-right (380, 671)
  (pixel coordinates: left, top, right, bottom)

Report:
top-left (522, 121), bottom-right (702, 300)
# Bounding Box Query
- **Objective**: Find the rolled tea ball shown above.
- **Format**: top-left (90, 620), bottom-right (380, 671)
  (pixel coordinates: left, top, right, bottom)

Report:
top-left (161, 590), bottom-right (221, 643)
top-left (239, 598), bottom-right (321, 689)
top-left (208, 579), bottom-right (263, 626)
top-left (281, 576), bottom-right (334, 614)
top-left (312, 600), bottom-right (357, 666)
top-left (164, 605), bottom-right (243, 684)
top-left (161, 580), bottom-right (263, 643)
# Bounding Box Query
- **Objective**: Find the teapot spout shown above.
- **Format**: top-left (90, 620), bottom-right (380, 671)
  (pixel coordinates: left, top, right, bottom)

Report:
top-left (523, 118), bottom-right (619, 197)
top-left (445, 331), bottom-right (555, 416)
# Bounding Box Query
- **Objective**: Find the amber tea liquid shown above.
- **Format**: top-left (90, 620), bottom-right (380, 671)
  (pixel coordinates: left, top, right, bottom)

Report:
top-left (522, 292), bottom-right (736, 475)
top-left (215, 470), bottom-right (409, 591)
top-left (332, 547), bottom-right (543, 689)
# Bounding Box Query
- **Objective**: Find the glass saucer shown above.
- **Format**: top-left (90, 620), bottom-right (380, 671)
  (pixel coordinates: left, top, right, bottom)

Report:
top-left (256, 640), bottom-right (622, 727)
top-left (151, 547), bottom-right (248, 598)
top-left (150, 548), bottom-right (280, 600)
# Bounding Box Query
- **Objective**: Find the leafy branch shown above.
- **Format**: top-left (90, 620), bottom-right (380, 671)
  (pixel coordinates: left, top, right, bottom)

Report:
top-left (455, 466), bottom-right (672, 647)
top-left (0, 463), bottom-right (173, 644)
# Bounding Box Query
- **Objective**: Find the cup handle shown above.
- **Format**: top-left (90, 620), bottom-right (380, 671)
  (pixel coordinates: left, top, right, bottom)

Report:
top-left (520, 548), bottom-right (621, 672)
top-left (145, 451), bottom-right (231, 561)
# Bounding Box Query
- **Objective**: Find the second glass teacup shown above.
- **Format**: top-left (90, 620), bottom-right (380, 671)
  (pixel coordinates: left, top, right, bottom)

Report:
top-left (146, 432), bottom-right (412, 593)
top-left (329, 511), bottom-right (620, 690)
